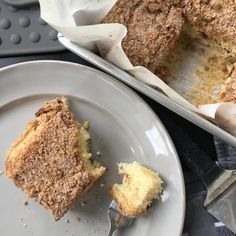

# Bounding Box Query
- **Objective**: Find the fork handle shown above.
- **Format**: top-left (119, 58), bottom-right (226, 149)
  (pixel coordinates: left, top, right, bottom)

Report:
top-left (108, 226), bottom-right (117, 236)
top-left (108, 231), bottom-right (114, 236)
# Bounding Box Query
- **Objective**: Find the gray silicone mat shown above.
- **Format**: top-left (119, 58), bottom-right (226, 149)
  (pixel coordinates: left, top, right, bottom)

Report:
top-left (0, 0), bottom-right (65, 56)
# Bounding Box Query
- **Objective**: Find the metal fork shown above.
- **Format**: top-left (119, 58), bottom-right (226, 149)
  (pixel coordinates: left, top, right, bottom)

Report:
top-left (107, 200), bottom-right (135, 236)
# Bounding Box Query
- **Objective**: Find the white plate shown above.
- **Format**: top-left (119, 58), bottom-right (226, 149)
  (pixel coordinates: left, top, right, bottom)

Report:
top-left (0, 61), bottom-right (185, 236)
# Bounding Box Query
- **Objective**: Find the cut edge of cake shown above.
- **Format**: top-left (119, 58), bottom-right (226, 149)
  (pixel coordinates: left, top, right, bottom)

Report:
top-left (218, 64), bottom-right (236, 103)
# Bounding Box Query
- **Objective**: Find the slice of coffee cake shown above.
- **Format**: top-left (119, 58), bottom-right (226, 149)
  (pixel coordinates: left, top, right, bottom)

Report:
top-left (5, 97), bottom-right (105, 220)
top-left (101, 0), bottom-right (184, 76)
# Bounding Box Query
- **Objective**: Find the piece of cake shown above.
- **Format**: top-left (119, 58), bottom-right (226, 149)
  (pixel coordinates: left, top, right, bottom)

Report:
top-left (102, 0), bottom-right (236, 78)
top-left (183, 0), bottom-right (236, 55)
top-left (5, 97), bottom-right (106, 220)
top-left (218, 65), bottom-right (236, 103)
top-left (110, 162), bottom-right (163, 217)
top-left (101, 0), bottom-right (185, 76)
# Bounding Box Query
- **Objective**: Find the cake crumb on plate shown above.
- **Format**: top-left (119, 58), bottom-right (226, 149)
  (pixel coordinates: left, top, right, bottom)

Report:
top-left (80, 201), bottom-right (87, 207)
top-left (96, 151), bottom-right (101, 156)
top-left (83, 121), bottom-right (89, 129)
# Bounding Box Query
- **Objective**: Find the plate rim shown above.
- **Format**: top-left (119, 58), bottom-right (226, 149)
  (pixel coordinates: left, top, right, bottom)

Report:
top-left (0, 60), bottom-right (186, 236)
